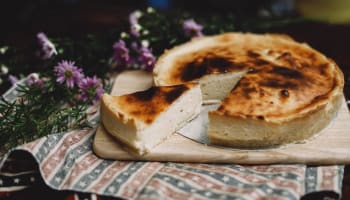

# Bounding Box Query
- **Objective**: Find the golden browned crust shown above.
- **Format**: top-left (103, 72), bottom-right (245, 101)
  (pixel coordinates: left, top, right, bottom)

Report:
top-left (154, 32), bottom-right (344, 122)
top-left (102, 83), bottom-right (196, 125)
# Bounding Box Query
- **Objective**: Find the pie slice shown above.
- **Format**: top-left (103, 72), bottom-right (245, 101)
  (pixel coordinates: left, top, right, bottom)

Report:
top-left (154, 32), bottom-right (344, 148)
top-left (100, 83), bottom-right (202, 154)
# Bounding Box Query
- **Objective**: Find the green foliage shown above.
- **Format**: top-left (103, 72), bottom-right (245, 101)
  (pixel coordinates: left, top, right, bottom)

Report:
top-left (0, 81), bottom-right (90, 153)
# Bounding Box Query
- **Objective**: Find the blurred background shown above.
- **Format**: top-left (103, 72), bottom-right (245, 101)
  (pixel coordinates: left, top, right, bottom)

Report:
top-left (1, 0), bottom-right (350, 46)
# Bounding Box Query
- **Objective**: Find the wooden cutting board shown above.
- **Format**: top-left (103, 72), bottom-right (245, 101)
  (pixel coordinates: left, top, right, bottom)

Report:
top-left (93, 70), bottom-right (350, 165)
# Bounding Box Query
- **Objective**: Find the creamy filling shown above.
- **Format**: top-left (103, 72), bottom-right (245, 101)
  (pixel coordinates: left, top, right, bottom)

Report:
top-left (199, 70), bottom-right (247, 102)
top-left (136, 85), bottom-right (202, 152)
top-left (102, 85), bottom-right (202, 154)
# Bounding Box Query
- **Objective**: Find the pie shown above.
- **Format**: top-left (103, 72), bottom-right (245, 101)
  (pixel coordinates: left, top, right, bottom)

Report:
top-left (153, 32), bottom-right (344, 148)
top-left (100, 83), bottom-right (202, 154)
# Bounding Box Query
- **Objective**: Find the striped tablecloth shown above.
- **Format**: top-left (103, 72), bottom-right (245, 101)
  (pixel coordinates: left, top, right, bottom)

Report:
top-left (0, 128), bottom-right (344, 200)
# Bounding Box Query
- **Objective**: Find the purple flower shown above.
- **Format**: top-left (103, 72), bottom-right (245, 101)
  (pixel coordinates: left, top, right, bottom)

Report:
top-left (182, 19), bottom-right (203, 38)
top-left (26, 74), bottom-right (44, 88)
top-left (130, 41), bottom-right (139, 51)
top-left (54, 60), bottom-right (84, 88)
top-left (129, 11), bottom-right (142, 37)
top-left (129, 10), bottom-right (142, 26)
top-left (8, 75), bottom-right (18, 85)
top-left (112, 40), bottom-right (131, 70)
top-left (36, 32), bottom-right (57, 60)
top-left (78, 76), bottom-right (104, 104)
top-left (138, 46), bottom-right (156, 71)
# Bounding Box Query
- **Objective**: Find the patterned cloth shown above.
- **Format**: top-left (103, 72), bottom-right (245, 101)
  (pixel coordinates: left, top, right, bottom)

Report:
top-left (0, 129), bottom-right (344, 200)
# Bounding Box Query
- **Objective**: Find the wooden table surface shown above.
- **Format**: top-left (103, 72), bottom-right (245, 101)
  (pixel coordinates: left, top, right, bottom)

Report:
top-left (1, 1), bottom-right (350, 199)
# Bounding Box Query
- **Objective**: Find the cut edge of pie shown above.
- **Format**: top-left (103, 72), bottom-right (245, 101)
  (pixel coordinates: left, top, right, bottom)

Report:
top-left (100, 83), bottom-right (202, 154)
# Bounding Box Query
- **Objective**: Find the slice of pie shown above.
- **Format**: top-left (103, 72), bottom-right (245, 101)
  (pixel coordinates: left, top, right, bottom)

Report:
top-left (100, 83), bottom-right (202, 154)
top-left (154, 32), bottom-right (344, 148)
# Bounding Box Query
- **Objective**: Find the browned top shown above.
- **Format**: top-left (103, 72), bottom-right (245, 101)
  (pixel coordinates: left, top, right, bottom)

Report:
top-left (154, 33), bottom-right (344, 122)
top-left (105, 83), bottom-right (195, 125)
